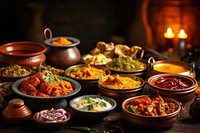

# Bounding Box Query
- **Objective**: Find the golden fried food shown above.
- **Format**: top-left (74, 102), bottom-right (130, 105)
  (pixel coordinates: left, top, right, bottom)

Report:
top-left (90, 41), bottom-right (143, 59)
top-left (82, 53), bottom-right (112, 65)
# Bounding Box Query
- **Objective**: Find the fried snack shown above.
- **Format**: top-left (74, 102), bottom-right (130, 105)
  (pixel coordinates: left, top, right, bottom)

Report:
top-left (114, 44), bottom-right (130, 58)
top-left (129, 46), bottom-right (142, 58)
top-left (90, 41), bottom-right (115, 58)
top-left (82, 53), bottom-right (112, 65)
top-left (90, 41), bottom-right (143, 59)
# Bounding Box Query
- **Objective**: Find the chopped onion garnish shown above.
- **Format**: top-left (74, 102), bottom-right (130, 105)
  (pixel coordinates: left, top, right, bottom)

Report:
top-left (35, 108), bottom-right (67, 123)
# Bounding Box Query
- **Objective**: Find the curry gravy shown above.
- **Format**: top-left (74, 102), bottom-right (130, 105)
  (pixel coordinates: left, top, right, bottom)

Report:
top-left (154, 63), bottom-right (188, 74)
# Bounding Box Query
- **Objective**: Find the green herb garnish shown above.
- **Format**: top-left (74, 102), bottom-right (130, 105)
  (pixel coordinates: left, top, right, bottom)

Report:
top-left (42, 70), bottom-right (62, 83)
top-left (128, 105), bottom-right (138, 114)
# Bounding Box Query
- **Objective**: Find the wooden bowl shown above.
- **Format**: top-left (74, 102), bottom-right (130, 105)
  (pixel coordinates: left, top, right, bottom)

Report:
top-left (0, 41), bottom-right (47, 68)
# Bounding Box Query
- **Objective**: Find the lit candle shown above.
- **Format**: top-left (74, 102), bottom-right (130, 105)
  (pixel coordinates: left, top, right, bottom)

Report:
top-left (177, 29), bottom-right (188, 57)
top-left (164, 27), bottom-right (175, 39)
top-left (164, 27), bottom-right (175, 51)
top-left (177, 29), bottom-right (188, 39)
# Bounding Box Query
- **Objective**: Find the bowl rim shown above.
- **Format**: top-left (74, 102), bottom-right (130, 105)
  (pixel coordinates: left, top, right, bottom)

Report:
top-left (0, 66), bottom-right (32, 78)
top-left (105, 58), bottom-right (147, 73)
top-left (65, 64), bottom-right (111, 81)
top-left (32, 109), bottom-right (71, 124)
top-left (12, 76), bottom-right (81, 100)
top-left (44, 36), bottom-right (80, 48)
top-left (122, 95), bottom-right (181, 118)
top-left (147, 74), bottom-right (198, 92)
top-left (98, 74), bottom-right (145, 91)
top-left (69, 94), bottom-right (117, 113)
top-left (0, 41), bottom-right (47, 57)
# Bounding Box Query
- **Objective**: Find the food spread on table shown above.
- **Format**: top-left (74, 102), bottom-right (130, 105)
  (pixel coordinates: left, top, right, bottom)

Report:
top-left (0, 39), bottom-right (199, 132)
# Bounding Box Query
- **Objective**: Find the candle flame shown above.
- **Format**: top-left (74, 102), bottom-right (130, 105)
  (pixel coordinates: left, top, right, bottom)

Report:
top-left (164, 27), bottom-right (175, 38)
top-left (177, 29), bottom-right (188, 39)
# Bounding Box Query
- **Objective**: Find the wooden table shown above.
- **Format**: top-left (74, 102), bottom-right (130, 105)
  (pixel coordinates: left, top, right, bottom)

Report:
top-left (0, 93), bottom-right (199, 133)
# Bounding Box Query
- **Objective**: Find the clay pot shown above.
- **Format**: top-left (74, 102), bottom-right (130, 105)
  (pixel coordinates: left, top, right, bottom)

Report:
top-left (0, 41), bottom-right (47, 68)
top-left (43, 28), bottom-right (81, 69)
top-left (2, 99), bottom-right (32, 125)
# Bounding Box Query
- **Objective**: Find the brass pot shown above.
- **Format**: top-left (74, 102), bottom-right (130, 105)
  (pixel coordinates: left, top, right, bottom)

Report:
top-left (147, 57), bottom-right (196, 78)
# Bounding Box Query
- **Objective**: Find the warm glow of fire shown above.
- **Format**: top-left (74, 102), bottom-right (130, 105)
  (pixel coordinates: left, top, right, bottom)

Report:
top-left (177, 29), bottom-right (188, 39)
top-left (164, 27), bottom-right (175, 39)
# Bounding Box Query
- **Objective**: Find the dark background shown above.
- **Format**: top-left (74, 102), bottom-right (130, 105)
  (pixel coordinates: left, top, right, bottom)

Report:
top-left (0, 0), bottom-right (200, 55)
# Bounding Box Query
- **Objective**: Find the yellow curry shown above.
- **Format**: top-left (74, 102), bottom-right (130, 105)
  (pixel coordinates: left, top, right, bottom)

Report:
top-left (154, 63), bottom-right (188, 74)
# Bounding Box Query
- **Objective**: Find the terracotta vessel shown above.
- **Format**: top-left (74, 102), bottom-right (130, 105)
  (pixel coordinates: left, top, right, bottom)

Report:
top-left (44, 28), bottom-right (81, 69)
top-left (147, 74), bottom-right (198, 106)
top-left (2, 99), bottom-right (32, 125)
top-left (0, 41), bottom-right (47, 68)
top-left (122, 95), bottom-right (181, 129)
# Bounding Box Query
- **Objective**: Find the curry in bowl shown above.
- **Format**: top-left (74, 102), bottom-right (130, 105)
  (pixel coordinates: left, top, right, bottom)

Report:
top-left (98, 74), bottom-right (143, 90)
top-left (122, 95), bottom-right (181, 129)
top-left (153, 63), bottom-right (188, 74)
top-left (0, 64), bottom-right (31, 78)
top-left (12, 70), bottom-right (81, 100)
top-left (65, 64), bottom-right (109, 80)
top-left (106, 57), bottom-right (146, 72)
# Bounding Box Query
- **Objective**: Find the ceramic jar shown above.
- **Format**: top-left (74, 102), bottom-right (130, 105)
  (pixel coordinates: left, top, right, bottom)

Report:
top-left (43, 28), bottom-right (81, 69)
top-left (2, 99), bottom-right (32, 125)
top-left (0, 41), bottom-right (47, 68)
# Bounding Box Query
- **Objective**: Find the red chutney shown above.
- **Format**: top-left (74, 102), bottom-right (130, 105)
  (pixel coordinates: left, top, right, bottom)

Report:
top-left (152, 77), bottom-right (191, 90)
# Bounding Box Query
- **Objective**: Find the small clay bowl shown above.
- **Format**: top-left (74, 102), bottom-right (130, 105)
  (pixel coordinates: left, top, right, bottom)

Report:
top-left (98, 74), bottom-right (145, 103)
top-left (122, 95), bottom-right (181, 129)
top-left (65, 64), bottom-right (110, 95)
top-left (33, 109), bottom-right (71, 130)
top-left (147, 74), bottom-right (198, 106)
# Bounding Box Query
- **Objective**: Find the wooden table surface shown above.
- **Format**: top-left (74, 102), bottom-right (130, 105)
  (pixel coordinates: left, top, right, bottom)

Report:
top-left (0, 86), bottom-right (200, 133)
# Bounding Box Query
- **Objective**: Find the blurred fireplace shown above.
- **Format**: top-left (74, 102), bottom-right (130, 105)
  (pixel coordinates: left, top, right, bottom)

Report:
top-left (141, 0), bottom-right (200, 51)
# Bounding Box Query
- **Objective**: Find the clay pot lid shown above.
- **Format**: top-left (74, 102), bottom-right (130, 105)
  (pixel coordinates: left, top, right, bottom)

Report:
top-left (8, 99), bottom-right (24, 108)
